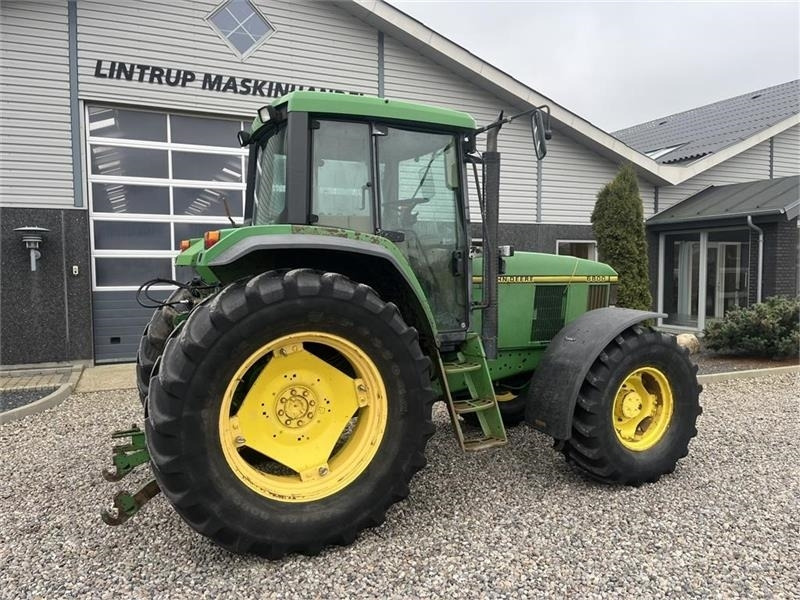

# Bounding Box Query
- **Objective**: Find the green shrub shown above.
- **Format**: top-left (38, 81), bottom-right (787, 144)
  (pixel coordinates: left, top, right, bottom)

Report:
top-left (703, 296), bottom-right (800, 359)
top-left (591, 164), bottom-right (652, 311)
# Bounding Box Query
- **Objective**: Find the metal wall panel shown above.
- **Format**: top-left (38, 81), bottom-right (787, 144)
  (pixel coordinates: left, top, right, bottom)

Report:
top-left (657, 140), bottom-right (771, 212)
top-left (0, 1), bottom-right (74, 208)
top-left (773, 124), bottom-right (800, 178)
top-left (76, 0), bottom-right (379, 116)
top-left (382, 36), bottom-right (654, 225)
top-left (382, 36), bottom-right (539, 224)
top-left (92, 290), bottom-right (168, 363)
top-left (541, 130), bottom-right (656, 224)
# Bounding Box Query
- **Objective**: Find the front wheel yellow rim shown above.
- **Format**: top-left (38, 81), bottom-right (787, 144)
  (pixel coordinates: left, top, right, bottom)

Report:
top-left (612, 366), bottom-right (673, 451)
top-left (219, 332), bottom-right (388, 503)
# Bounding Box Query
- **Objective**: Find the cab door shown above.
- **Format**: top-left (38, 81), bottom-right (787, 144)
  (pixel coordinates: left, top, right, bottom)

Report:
top-left (375, 126), bottom-right (469, 335)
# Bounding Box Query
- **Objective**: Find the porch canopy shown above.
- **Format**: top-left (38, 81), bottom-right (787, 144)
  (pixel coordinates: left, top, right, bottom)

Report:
top-left (648, 175), bottom-right (800, 230)
top-left (648, 175), bottom-right (798, 330)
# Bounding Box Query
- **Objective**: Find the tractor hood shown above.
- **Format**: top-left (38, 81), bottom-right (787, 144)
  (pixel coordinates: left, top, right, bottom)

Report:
top-left (475, 251), bottom-right (618, 284)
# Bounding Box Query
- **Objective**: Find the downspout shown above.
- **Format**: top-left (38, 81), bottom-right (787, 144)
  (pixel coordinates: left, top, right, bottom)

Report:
top-left (746, 215), bottom-right (763, 303)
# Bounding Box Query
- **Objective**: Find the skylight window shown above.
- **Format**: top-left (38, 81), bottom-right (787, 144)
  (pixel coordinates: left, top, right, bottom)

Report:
top-left (207, 0), bottom-right (275, 59)
top-left (645, 144), bottom-right (684, 160)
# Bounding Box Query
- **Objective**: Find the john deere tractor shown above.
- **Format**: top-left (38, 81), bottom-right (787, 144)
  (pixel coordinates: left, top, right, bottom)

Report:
top-left (102, 91), bottom-right (701, 558)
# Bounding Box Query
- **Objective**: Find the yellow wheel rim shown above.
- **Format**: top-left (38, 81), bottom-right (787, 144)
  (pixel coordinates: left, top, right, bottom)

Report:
top-left (495, 391), bottom-right (518, 403)
top-left (612, 366), bottom-right (673, 451)
top-left (219, 332), bottom-right (387, 503)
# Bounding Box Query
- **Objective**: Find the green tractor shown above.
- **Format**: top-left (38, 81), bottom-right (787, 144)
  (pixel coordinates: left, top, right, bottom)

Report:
top-left (102, 91), bottom-right (701, 558)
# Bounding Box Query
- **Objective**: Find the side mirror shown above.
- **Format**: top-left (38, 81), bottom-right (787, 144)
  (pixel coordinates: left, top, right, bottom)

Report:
top-left (237, 130), bottom-right (251, 147)
top-left (531, 110), bottom-right (548, 160)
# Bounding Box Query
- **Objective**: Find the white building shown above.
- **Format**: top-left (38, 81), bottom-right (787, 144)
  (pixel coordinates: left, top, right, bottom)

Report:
top-left (1, 0), bottom-right (797, 364)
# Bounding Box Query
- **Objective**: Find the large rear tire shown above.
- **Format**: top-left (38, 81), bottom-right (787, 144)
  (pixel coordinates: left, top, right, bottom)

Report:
top-left (561, 326), bottom-right (701, 484)
top-left (146, 269), bottom-right (435, 557)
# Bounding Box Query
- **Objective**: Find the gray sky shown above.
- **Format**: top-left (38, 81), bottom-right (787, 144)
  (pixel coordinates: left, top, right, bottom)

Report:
top-left (391, 1), bottom-right (800, 131)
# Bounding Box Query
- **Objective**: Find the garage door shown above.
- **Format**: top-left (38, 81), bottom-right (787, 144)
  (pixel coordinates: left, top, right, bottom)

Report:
top-left (87, 105), bottom-right (247, 362)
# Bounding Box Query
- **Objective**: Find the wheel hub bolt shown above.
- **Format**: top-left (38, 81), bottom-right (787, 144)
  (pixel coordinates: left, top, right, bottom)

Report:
top-left (276, 385), bottom-right (317, 428)
top-left (622, 394), bottom-right (642, 418)
top-left (319, 467), bottom-right (328, 476)
top-left (235, 436), bottom-right (246, 445)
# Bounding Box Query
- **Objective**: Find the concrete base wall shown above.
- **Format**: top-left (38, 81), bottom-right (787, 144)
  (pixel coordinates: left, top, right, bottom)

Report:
top-left (473, 222), bottom-right (595, 253)
top-left (0, 207), bottom-right (93, 365)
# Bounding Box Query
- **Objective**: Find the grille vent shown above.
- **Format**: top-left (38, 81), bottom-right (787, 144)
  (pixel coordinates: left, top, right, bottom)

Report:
top-left (531, 285), bottom-right (567, 342)
top-left (587, 284), bottom-right (609, 311)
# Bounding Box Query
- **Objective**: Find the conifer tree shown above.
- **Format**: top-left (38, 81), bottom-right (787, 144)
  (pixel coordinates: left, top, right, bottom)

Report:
top-left (591, 164), bottom-right (652, 310)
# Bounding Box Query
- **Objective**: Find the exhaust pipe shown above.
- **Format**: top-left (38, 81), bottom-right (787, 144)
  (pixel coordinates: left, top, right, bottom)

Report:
top-left (481, 118), bottom-right (502, 359)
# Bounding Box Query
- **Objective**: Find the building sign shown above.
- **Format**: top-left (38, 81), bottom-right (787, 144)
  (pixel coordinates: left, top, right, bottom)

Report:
top-left (93, 59), bottom-right (364, 98)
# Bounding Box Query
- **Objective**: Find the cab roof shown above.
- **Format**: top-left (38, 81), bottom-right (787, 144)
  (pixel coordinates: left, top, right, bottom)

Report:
top-left (270, 90), bottom-right (476, 130)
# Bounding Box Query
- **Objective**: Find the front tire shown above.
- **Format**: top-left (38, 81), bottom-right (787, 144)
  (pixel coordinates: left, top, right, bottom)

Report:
top-left (146, 269), bottom-right (435, 557)
top-left (136, 287), bottom-right (192, 406)
top-left (561, 326), bottom-right (701, 484)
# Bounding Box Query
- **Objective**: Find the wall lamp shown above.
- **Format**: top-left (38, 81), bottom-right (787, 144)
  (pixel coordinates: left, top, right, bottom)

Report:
top-left (14, 226), bottom-right (49, 272)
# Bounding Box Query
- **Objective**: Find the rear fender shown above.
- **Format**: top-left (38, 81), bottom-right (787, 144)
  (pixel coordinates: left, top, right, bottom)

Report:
top-left (201, 231), bottom-right (440, 346)
top-left (525, 307), bottom-right (665, 440)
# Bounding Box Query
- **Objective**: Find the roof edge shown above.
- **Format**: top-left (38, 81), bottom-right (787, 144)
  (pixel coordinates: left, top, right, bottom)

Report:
top-left (648, 207), bottom-right (789, 226)
top-left (338, 0), bottom-right (676, 184)
top-left (660, 113), bottom-right (800, 182)
top-left (338, 1), bottom-right (799, 187)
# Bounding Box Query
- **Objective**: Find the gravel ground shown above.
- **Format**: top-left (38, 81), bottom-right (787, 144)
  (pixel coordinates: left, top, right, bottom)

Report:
top-left (0, 387), bottom-right (59, 412)
top-left (693, 352), bottom-right (798, 375)
top-left (1, 374), bottom-right (798, 599)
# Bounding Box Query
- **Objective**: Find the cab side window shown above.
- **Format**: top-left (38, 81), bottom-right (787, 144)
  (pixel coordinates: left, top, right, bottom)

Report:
top-left (311, 121), bottom-right (373, 232)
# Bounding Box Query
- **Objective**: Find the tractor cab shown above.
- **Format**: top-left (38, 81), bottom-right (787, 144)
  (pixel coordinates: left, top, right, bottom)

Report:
top-left (244, 96), bottom-right (474, 334)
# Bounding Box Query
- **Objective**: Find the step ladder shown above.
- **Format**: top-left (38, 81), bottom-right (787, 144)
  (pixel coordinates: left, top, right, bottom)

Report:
top-left (438, 334), bottom-right (507, 452)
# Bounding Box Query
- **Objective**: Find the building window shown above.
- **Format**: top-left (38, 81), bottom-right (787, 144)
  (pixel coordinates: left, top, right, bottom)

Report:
top-left (556, 240), bottom-right (597, 261)
top-left (86, 105), bottom-right (248, 291)
top-left (659, 229), bottom-right (750, 329)
top-left (207, 0), bottom-right (275, 58)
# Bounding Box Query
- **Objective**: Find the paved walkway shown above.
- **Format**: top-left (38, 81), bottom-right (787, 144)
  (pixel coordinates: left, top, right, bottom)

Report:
top-left (1, 363), bottom-right (136, 395)
top-left (74, 363), bottom-right (136, 393)
top-left (0, 368), bottom-right (72, 391)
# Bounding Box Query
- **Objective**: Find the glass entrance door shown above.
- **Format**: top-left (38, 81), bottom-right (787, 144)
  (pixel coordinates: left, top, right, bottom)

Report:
top-left (661, 230), bottom-right (750, 330)
top-left (663, 233), bottom-right (700, 327)
top-left (707, 242), bottom-right (747, 319)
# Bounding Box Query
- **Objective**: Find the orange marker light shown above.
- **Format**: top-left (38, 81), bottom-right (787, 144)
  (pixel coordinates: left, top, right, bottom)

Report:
top-left (180, 239), bottom-right (191, 251)
top-left (204, 230), bottom-right (221, 249)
